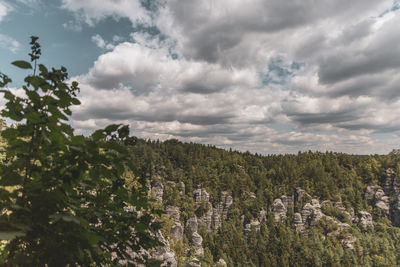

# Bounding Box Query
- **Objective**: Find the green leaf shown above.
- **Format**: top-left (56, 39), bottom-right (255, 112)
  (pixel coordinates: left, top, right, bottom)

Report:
top-left (25, 111), bottom-right (42, 123)
top-left (0, 231), bottom-right (25, 240)
top-left (105, 124), bottom-right (120, 133)
top-left (92, 129), bottom-right (106, 141)
top-left (71, 98), bottom-right (81, 105)
top-left (11, 60), bottom-right (32, 69)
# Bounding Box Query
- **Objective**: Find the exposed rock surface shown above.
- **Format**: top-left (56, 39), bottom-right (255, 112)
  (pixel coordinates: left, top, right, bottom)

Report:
top-left (165, 206), bottom-right (180, 222)
top-left (271, 198), bottom-right (287, 222)
top-left (197, 202), bottom-right (213, 231)
top-left (383, 168), bottom-right (400, 226)
top-left (244, 219), bottom-right (261, 234)
top-left (341, 234), bottom-right (357, 250)
top-left (356, 211), bottom-right (374, 229)
top-left (217, 258), bottom-right (227, 266)
top-left (293, 212), bottom-right (304, 232)
top-left (171, 222), bottom-right (183, 240)
top-left (301, 201), bottom-right (324, 227)
top-left (281, 195), bottom-right (294, 209)
top-left (365, 185), bottom-right (390, 217)
top-left (151, 183), bottom-right (164, 202)
top-left (295, 187), bottom-right (312, 204)
top-left (186, 216), bottom-right (198, 233)
top-left (192, 232), bottom-right (204, 256)
top-left (151, 231), bottom-right (178, 267)
top-left (194, 188), bottom-right (210, 203)
top-left (188, 257), bottom-right (201, 267)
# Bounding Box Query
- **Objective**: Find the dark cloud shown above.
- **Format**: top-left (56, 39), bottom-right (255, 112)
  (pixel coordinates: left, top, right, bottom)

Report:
top-left (63, 0), bottom-right (400, 154)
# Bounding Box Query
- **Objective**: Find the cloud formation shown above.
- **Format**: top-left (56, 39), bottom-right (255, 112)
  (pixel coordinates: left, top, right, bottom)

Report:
top-left (62, 0), bottom-right (400, 154)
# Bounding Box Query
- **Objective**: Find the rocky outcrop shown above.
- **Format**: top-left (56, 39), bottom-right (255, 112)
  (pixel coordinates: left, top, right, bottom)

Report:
top-left (334, 200), bottom-right (354, 221)
top-left (193, 188), bottom-right (233, 230)
top-left (188, 258), bottom-right (201, 267)
top-left (365, 185), bottom-right (390, 217)
top-left (192, 232), bottom-right (204, 256)
top-left (197, 202), bottom-right (213, 231)
top-left (383, 168), bottom-right (400, 226)
top-left (281, 195), bottom-right (294, 209)
top-left (165, 206), bottom-right (180, 222)
top-left (194, 188), bottom-right (210, 203)
top-left (217, 258), bottom-right (227, 266)
top-left (186, 216), bottom-right (198, 233)
top-left (301, 200), bottom-right (324, 227)
top-left (151, 231), bottom-right (178, 267)
top-left (355, 211), bottom-right (374, 229)
top-left (271, 198), bottom-right (287, 222)
top-left (293, 212), bottom-right (304, 232)
top-left (295, 187), bottom-right (312, 205)
top-left (341, 234), bottom-right (357, 250)
top-left (151, 183), bottom-right (164, 202)
top-left (171, 222), bottom-right (183, 240)
top-left (244, 219), bottom-right (261, 234)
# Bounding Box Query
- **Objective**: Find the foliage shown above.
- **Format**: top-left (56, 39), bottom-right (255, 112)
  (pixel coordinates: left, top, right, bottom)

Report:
top-left (0, 37), bottom-right (160, 266)
top-left (127, 138), bottom-right (400, 266)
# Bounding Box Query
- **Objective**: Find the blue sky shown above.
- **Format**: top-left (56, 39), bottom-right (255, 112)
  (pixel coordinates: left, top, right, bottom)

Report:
top-left (1, 0), bottom-right (400, 155)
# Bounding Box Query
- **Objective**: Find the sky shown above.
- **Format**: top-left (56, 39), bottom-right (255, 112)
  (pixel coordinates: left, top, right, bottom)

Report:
top-left (1, 0), bottom-right (400, 155)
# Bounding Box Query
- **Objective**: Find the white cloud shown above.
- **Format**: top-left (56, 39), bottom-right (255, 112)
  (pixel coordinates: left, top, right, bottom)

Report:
top-left (63, 0), bottom-right (400, 154)
top-left (0, 1), bottom-right (10, 22)
top-left (61, 0), bottom-right (152, 27)
top-left (91, 34), bottom-right (115, 50)
top-left (0, 33), bottom-right (20, 53)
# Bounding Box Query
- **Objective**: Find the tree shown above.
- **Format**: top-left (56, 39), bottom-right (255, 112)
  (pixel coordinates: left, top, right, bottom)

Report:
top-left (0, 37), bottom-right (160, 266)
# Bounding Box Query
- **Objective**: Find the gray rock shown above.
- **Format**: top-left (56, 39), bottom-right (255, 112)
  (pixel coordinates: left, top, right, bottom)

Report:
top-left (193, 188), bottom-right (210, 203)
top-left (217, 258), bottom-right (227, 266)
top-left (192, 232), bottom-right (204, 256)
top-left (259, 209), bottom-right (267, 223)
top-left (293, 212), bottom-right (304, 232)
top-left (188, 257), bottom-right (201, 267)
top-left (301, 200), bottom-right (324, 226)
top-left (271, 198), bottom-right (287, 222)
top-left (244, 220), bottom-right (261, 234)
top-left (186, 216), bottom-right (198, 233)
top-left (383, 168), bottom-right (400, 226)
top-left (356, 211), bottom-right (374, 229)
top-left (365, 185), bottom-right (379, 202)
top-left (197, 202), bottom-right (213, 231)
top-left (213, 208), bottom-right (222, 230)
top-left (301, 203), bottom-right (314, 225)
top-left (171, 222), bottom-right (183, 240)
top-left (151, 231), bottom-right (177, 267)
top-left (281, 195), bottom-right (294, 209)
top-left (212, 191), bottom-right (233, 229)
top-left (365, 184), bottom-right (391, 218)
top-left (295, 187), bottom-right (312, 204)
top-left (151, 183), bottom-right (164, 202)
top-left (341, 234), bottom-right (357, 250)
top-left (165, 206), bottom-right (180, 222)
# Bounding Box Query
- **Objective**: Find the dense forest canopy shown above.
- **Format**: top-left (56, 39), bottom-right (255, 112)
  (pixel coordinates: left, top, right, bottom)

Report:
top-left (128, 138), bottom-right (400, 266)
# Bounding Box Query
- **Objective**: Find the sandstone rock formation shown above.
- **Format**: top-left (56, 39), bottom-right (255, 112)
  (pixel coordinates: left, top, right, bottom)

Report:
top-left (186, 216), bottom-right (198, 233)
top-left (165, 206), bottom-right (180, 222)
top-left (356, 211), bottom-right (374, 229)
top-left (151, 183), bottom-right (164, 202)
top-left (244, 219), bottom-right (261, 234)
top-left (151, 231), bottom-right (178, 267)
top-left (171, 222), bottom-right (183, 240)
top-left (271, 198), bottom-right (287, 222)
top-left (192, 232), bottom-right (204, 256)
